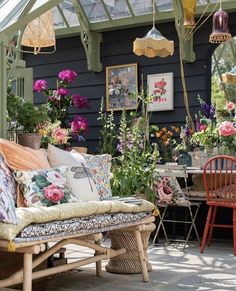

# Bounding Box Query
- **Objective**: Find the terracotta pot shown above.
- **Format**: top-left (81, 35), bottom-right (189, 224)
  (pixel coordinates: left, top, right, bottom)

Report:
top-left (73, 146), bottom-right (88, 154)
top-left (18, 133), bottom-right (41, 149)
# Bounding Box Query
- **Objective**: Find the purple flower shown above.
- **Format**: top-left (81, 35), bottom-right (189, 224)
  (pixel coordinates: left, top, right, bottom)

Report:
top-left (72, 94), bottom-right (89, 109)
top-left (185, 127), bottom-right (190, 137)
top-left (33, 80), bottom-right (48, 92)
top-left (201, 102), bottom-right (215, 120)
top-left (57, 88), bottom-right (68, 96)
top-left (70, 115), bottom-right (89, 134)
top-left (58, 70), bottom-right (77, 83)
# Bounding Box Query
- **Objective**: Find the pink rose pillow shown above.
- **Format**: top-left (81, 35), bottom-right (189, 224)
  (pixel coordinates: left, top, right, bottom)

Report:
top-left (14, 167), bottom-right (77, 207)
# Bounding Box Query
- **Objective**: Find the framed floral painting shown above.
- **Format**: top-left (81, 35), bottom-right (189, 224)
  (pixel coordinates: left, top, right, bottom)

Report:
top-left (147, 72), bottom-right (174, 111)
top-left (106, 63), bottom-right (138, 111)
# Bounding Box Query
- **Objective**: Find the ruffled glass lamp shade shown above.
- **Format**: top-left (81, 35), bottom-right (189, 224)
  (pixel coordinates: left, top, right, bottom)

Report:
top-left (209, 8), bottom-right (232, 43)
top-left (21, 10), bottom-right (56, 55)
top-left (182, 0), bottom-right (197, 28)
top-left (133, 27), bottom-right (174, 58)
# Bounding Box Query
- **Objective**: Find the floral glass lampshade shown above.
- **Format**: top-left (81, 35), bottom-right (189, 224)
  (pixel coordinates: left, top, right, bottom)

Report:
top-left (209, 8), bottom-right (232, 43)
top-left (182, 0), bottom-right (197, 28)
top-left (133, 26), bottom-right (174, 58)
top-left (21, 10), bottom-right (56, 55)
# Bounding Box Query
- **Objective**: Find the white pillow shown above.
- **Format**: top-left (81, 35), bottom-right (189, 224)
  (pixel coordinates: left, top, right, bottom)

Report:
top-left (47, 144), bottom-right (99, 202)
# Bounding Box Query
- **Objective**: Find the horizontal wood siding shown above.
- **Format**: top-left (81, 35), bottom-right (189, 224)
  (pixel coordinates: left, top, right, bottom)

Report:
top-left (24, 13), bottom-right (236, 152)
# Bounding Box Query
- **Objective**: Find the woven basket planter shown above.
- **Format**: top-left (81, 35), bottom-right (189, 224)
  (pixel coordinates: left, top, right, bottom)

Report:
top-left (105, 223), bottom-right (156, 274)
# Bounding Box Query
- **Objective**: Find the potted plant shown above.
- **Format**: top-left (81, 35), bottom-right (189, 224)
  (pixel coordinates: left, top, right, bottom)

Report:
top-left (7, 93), bottom-right (49, 149)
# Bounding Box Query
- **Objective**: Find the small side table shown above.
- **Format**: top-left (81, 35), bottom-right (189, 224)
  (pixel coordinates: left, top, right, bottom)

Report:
top-left (105, 218), bottom-right (156, 282)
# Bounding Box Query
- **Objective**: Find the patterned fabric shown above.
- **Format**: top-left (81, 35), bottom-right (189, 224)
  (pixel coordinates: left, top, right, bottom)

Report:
top-left (17, 212), bottom-right (150, 240)
top-left (48, 144), bottom-right (99, 202)
top-left (154, 176), bottom-right (187, 205)
top-left (0, 199), bottom-right (156, 241)
top-left (0, 155), bottom-right (18, 224)
top-left (15, 167), bottom-right (77, 207)
top-left (82, 154), bottom-right (112, 200)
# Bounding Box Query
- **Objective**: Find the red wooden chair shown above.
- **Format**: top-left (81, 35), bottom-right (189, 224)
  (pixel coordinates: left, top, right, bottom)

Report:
top-left (200, 155), bottom-right (236, 255)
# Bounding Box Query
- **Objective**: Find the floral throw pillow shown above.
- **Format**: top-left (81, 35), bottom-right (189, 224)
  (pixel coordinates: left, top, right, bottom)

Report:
top-left (0, 155), bottom-right (18, 224)
top-left (81, 154), bottom-right (112, 200)
top-left (154, 176), bottom-right (188, 205)
top-left (15, 167), bottom-right (77, 207)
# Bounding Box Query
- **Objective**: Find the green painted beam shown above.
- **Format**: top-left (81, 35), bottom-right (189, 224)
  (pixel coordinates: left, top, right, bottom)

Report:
top-left (53, 0), bottom-right (236, 37)
top-left (0, 41), bottom-right (7, 138)
top-left (73, 0), bottom-right (102, 72)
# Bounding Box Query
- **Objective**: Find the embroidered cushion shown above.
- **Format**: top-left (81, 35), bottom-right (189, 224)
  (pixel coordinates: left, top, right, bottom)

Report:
top-left (15, 167), bottom-right (77, 207)
top-left (0, 155), bottom-right (18, 224)
top-left (81, 154), bottom-right (112, 200)
top-left (0, 139), bottom-right (51, 171)
top-left (47, 145), bottom-right (99, 202)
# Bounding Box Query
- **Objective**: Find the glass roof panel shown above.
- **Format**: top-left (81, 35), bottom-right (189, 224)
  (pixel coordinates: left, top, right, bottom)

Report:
top-left (79, 0), bottom-right (109, 23)
top-left (0, 0), bottom-right (29, 31)
top-left (30, 0), bottom-right (48, 12)
top-left (156, 0), bottom-right (173, 12)
top-left (59, 0), bottom-right (79, 27)
top-left (128, 0), bottom-right (152, 16)
top-left (103, 0), bottom-right (131, 19)
top-left (52, 6), bottom-right (65, 28)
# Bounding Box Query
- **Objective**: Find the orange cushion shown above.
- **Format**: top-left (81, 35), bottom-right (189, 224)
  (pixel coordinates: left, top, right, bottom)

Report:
top-left (0, 139), bottom-right (51, 171)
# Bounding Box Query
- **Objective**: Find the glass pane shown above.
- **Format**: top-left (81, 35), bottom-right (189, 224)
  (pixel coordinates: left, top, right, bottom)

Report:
top-left (211, 37), bottom-right (236, 117)
top-left (0, 0), bottom-right (29, 30)
top-left (104, 0), bottom-right (131, 19)
top-left (60, 0), bottom-right (79, 27)
top-left (79, 0), bottom-right (109, 23)
top-left (128, 0), bottom-right (152, 15)
top-left (51, 6), bottom-right (65, 28)
top-left (156, 0), bottom-right (173, 12)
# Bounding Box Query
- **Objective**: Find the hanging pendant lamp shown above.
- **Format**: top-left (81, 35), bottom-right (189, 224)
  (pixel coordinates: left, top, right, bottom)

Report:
top-left (133, 0), bottom-right (174, 58)
top-left (209, 2), bottom-right (232, 43)
top-left (21, 10), bottom-right (56, 55)
top-left (182, 0), bottom-right (197, 28)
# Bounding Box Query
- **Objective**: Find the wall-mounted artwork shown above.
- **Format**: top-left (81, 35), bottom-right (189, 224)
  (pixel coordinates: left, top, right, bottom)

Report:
top-left (147, 72), bottom-right (174, 111)
top-left (106, 63), bottom-right (138, 111)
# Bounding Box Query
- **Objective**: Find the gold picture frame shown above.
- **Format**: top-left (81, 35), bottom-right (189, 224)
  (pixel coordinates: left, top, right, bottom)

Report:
top-left (106, 63), bottom-right (138, 111)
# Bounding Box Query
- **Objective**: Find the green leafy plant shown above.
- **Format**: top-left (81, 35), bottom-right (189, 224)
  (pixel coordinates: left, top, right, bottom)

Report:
top-left (111, 110), bottom-right (159, 202)
top-left (7, 92), bottom-right (49, 133)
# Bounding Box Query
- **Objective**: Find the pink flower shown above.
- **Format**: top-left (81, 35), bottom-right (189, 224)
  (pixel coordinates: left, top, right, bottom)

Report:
top-left (225, 101), bottom-right (235, 111)
top-left (72, 94), bottom-right (89, 109)
top-left (58, 69), bottom-right (77, 83)
top-left (33, 80), bottom-right (48, 92)
top-left (48, 90), bottom-right (61, 101)
top-left (218, 121), bottom-right (236, 137)
top-left (44, 184), bottom-right (64, 203)
top-left (199, 124), bottom-right (207, 132)
top-left (57, 88), bottom-right (68, 96)
top-left (70, 115), bottom-right (89, 134)
top-left (51, 127), bottom-right (69, 144)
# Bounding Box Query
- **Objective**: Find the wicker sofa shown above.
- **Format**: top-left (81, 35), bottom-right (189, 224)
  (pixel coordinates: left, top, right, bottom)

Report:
top-left (0, 140), bottom-right (157, 291)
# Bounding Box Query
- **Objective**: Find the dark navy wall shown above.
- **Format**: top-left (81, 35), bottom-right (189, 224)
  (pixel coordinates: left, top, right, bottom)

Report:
top-left (24, 13), bottom-right (236, 152)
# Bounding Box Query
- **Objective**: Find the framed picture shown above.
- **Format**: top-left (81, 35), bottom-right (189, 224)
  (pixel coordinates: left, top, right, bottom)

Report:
top-left (147, 72), bottom-right (174, 111)
top-left (106, 63), bottom-right (138, 111)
